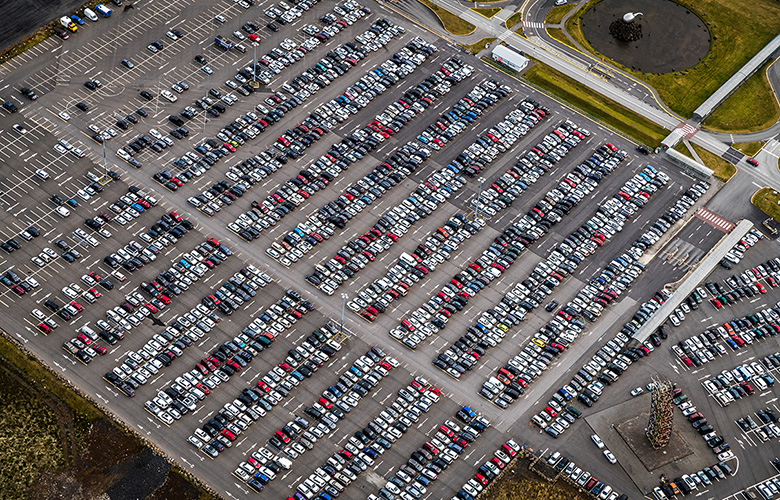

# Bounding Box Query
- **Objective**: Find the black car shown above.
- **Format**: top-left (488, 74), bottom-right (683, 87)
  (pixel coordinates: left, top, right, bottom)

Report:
top-left (19, 87), bottom-right (38, 100)
top-left (140, 90), bottom-right (154, 100)
top-left (75, 102), bottom-right (89, 112)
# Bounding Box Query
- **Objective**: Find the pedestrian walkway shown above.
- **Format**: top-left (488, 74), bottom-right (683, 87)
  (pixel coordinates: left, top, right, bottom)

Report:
top-left (695, 207), bottom-right (736, 233)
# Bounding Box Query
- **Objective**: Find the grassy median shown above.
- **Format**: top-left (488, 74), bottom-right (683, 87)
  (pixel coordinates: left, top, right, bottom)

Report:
top-left (471, 7), bottom-right (501, 19)
top-left (703, 61), bottom-right (780, 133)
top-left (692, 144), bottom-right (736, 182)
top-left (461, 37), bottom-right (497, 55)
top-left (545, 4), bottom-right (575, 24)
top-left (484, 457), bottom-right (588, 500)
top-left (522, 60), bottom-right (667, 147)
top-left (564, 0), bottom-right (780, 118)
top-left (418, 0), bottom-right (476, 36)
top-left (547, 28), bottom-right (574, 48)
top-left (752, 187), bottom-right (780, 222)
top-left (505, 11), bottom-right (523, 29)
top-left (732, 141), bottom-right (765, 157)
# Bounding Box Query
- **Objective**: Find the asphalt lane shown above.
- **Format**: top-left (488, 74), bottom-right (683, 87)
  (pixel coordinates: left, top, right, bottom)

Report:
top-left (0, 0), bottom-right (762, 499)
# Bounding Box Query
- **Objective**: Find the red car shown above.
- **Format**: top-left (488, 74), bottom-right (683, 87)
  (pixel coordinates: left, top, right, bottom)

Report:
top-left (275, 430), bottom-right (290, 443)
top-left (38, 323), bottom-right (51, 334)
top-left (747, 157), bottom-right (759, 166)
top-left (222, 429), bottom-right (237, 440)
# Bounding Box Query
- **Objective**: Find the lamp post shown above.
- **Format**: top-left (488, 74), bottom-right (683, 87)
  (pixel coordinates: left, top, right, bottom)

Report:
top-left (340, 293), bottom-right (348, 335)
top-left (101, 137), bottom-right (108, 179)
top-left (474, 177), bottom-right (485, 219)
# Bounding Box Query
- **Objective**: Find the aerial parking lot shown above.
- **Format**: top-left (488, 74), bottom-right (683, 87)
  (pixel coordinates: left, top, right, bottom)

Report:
top-left (0, 0), bottom-right (777, 499)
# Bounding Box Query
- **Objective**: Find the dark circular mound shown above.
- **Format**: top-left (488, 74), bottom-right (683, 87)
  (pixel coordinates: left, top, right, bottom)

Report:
top-left (580, 0), bottom-right (710, 73)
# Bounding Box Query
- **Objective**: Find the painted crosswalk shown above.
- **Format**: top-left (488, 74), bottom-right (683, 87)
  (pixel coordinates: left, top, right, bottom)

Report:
top-left (523, 22), bottom-right (544, 29)
top-left (695, 207), bottom-right (735, 233)
top-left (675, 122), bottom-right (699, 139)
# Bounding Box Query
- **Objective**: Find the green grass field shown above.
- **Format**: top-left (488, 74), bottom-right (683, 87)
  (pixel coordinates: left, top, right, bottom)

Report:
top-left (505, 11), bottom-right (523, 30)
top-left (703, 61), bottom-right (780, 133)
top-left (691, 144), bottom-right (736, 181)
top-left (522, 61), bottom-right (668, 147)
top-left (564, 0), bottom-right (780, 118)
top-left (731, 141), bottom-right (765, 157)
top-left (752, 187), bottom-right (780, 222)
top-left (418, 0), bottom-right (476, 36)
top-left (545, 4), bottom-right (575, 24)
top-left (461, 37), bottom-right (497, 55)
top-left (547, 28), bottom-right (574, 48)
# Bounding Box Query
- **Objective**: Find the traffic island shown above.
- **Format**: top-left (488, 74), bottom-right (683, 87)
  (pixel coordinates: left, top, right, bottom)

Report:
top-left (418, 0), bottom-right (476, 36)
top-left (752, 187), bottom-right (780, 222)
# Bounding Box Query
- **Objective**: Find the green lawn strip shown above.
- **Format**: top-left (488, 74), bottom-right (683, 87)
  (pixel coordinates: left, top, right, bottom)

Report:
top-left (547, 28), bottom-right (574, 49)
top-left (418, 0), bottom-right (476, 36)
top-left (731, 141), bottom-right (765, 157)
top-left (521, 60), bottom-right (667, 147)
top-left (505, 11), bottom-right (523, 29)
top-left (471, 7), bottom-right (501, 19)
top-left (752, 187), bottom-right (780, 222)
top-left (0, 334), bottom-right (102, 420)
top-left (481, 56), bottom-right (517, 77)
top-left (703, 61), bottom-right (780, 133)
top-left (565, 0), bottom-right (780, 118)
top-left (461, 37), bottom-right (497, 55)
top-left (545, 4), bottom-right (575, 24)
top-left (691, 143), bottom-right (736, 181)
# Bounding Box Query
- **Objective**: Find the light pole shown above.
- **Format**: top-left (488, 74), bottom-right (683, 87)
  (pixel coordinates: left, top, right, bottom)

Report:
top-left (101, 137), bottom-right (108, 179)
top-left (474, 177), bottom-right (485, 220)
top-left (340, 293), bottom-right (348, 335)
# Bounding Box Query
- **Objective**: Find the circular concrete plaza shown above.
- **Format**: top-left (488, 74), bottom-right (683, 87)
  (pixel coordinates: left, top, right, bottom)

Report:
top-left (579, 0), bottom-right (710, 73)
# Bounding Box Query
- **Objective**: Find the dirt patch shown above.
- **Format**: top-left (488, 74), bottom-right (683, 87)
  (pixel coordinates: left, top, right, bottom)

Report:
top-left (148, 469), bottom-right (204, 500)
top-left (0, 343), bottom-right (217, 500)
top-left (484, 457), bottom-right (589, 500)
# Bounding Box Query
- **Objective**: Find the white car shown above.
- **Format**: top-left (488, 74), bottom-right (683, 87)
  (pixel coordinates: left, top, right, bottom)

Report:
top-left (58, 111), bottom-right (71, 121)
top-left (603, 449), bottom-right (616, 464)
top-left (215, 14), bottom-right (226, 22)
top-left (62, 286), bottom-right (78, 299)
top-left (591, 434), bottom-right (605, 449)
top-left (630, 387), bottom-right (644, 397)
top-left (161, 90), bottom-right (177, 102)
top-left (56, 206), bottom-right (71, 217)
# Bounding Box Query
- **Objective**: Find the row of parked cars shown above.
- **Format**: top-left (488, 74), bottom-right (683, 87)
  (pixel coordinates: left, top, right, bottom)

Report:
top-left (676, 389), bottom-right (734, 458)
top-left (300, 83), bottom-right (514, 298)
top-left (288, 375), bottom-right (440, 499)
top-left (180, 28), bottom-right (416, 221)
top-left (710, 254), bottom-right (774, 312)
top-left (449, 438), bottom-right (522, 500)
top-left (188, 324), bottom-right (347, 462)
top-left (737, 406), bottom-right (780, 444)
top-left (292, 78), bottom-right (502, 295)
top-left (436, 145), bottom-right (627, 392)
top-left (140, 285), bottom-right (305, 422)
top-left (108, 258), bottom-right (265, 390)
top-left (677, 300), bottom-right (780, 372)
top-left (545, 450), bottom-right (626, 500)
top-left (519, 175), bottom-right (704, 421)
top-left (236, 344), bottom-right (401, 494)
top-left (269, 61), bottom-right (479, 268)
top-left (141, 12), bottom-right (398, 177)
top-left (224, 39), bottom-right (439, 243)
top-left (704, 348), bottom-right (780, 408)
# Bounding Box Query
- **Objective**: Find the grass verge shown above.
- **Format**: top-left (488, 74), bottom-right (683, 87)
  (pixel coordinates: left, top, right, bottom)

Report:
top-left (461, 37), bottom-right (497, 55)
top-left (752, 187), bottom-right (780, 222)
top-left (482, 56), bottom-right (518, 77)
top-left (703, 60), bottom-right (780, 133)
top-left (547, 28), bottom-right (574, 49)
top-left (564, 0), bottom-right (780, 118)
top-left (505, 11), bottom-right (523, 29)
top-left (521, 59), bottom-right (667, 146)
top-left (418, 0), bottom-right (476, 36)
top-left (732, 141), bottom-right (765, 157)
top-left (691, 143), bottom-right (736, 181)
top-left (485, 457), bottom-right (588, 499)
top-left (471, 7), bottom-right (501, 19)
top-left (545, 3), bottom-right (575, 24)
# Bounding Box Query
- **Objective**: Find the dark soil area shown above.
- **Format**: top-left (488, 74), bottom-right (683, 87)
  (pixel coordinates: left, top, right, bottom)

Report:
top-left (0, 341), bottom-right (213, 500)
top-left (0, 0), bottom-right (87, 51)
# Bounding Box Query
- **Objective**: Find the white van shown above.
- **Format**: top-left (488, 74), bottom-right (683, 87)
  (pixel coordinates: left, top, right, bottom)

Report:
top-left (83, 8), bottom-right (98, 21)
